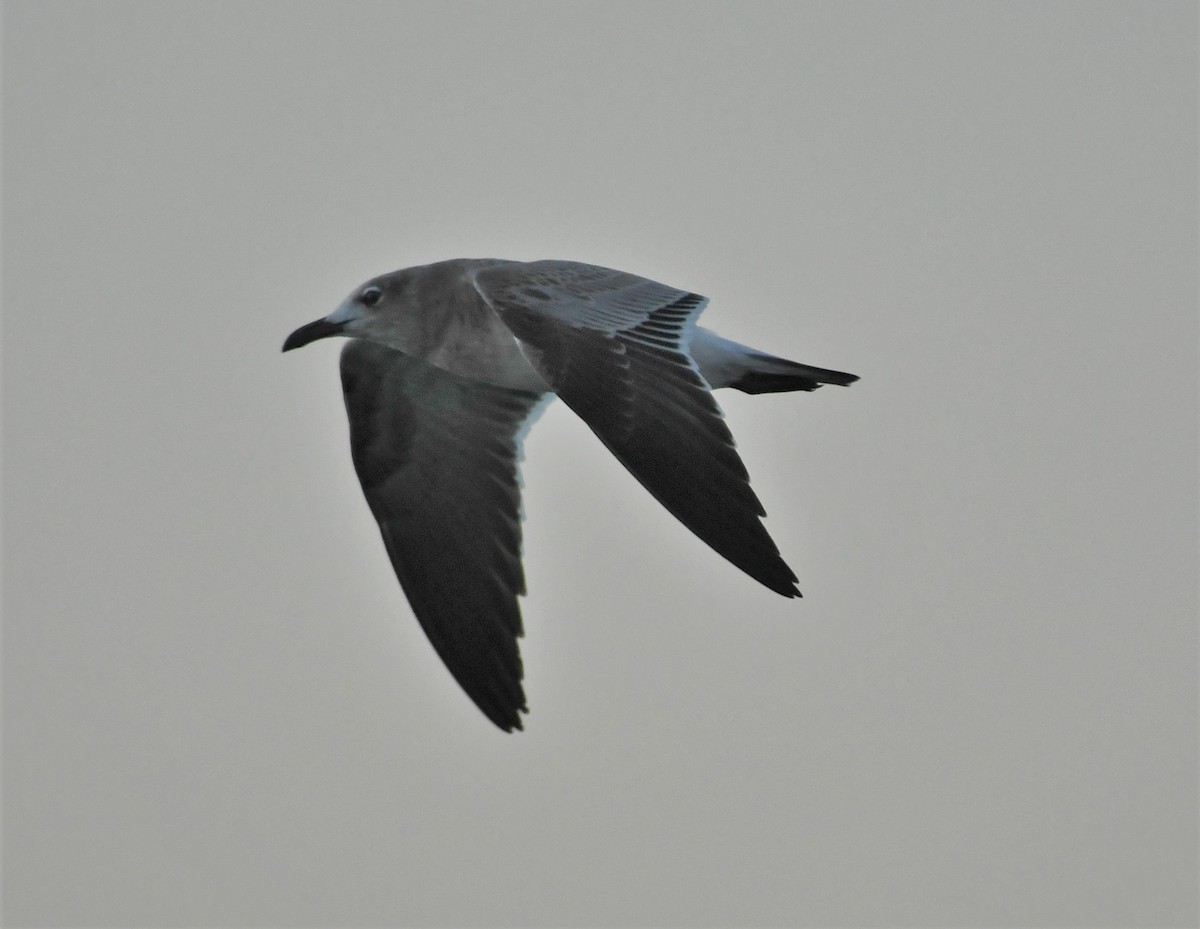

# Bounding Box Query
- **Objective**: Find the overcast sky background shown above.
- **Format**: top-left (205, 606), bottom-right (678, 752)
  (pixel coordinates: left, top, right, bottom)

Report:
top-left (3, 2), bottom-right (1196, 926)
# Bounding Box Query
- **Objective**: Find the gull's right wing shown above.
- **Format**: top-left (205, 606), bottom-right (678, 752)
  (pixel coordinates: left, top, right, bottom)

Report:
top-left (473, 260), bottom-right (801, 597)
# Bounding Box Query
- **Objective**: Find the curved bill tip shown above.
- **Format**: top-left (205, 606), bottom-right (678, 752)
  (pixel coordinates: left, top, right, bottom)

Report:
top-left (282, 317), bottom-right (347, 352)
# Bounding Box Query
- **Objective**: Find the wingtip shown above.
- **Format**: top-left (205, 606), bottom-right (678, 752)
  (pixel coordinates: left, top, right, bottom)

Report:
top-left (754, 561), bottom-right (803, 598)
top-left (752, 572), bottom-right (802, 598)
top-left (486, 702), bottom-right (528, 733)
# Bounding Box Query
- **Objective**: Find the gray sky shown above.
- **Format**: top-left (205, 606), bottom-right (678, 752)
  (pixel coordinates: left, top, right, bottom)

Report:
top-left (3, 2), bottom-right (1196, 926)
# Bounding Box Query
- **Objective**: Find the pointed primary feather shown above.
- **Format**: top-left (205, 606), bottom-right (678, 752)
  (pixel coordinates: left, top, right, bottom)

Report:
top-left (339, 339), bottom-right (550, 731)
top-left (473, 260), bottom-right (801, 597)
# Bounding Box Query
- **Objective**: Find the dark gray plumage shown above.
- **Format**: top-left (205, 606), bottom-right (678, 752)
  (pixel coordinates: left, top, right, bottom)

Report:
top-left (284, 258), bottom-right (857, 731)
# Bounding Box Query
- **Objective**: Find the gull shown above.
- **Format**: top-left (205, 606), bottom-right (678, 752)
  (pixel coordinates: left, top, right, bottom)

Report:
top-left (283, 258), bottom-right (857, 731)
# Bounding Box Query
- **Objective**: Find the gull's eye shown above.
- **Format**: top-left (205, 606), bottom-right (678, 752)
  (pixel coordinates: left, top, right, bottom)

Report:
top-left (360, 285), bottom-right (384, 307)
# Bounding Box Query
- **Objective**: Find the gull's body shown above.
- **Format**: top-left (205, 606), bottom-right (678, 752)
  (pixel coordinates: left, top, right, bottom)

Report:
top-left (283, 258), bottom-right (857, 731)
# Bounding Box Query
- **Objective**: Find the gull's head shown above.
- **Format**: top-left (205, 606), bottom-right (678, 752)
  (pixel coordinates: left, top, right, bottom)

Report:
top-left (282, 269), bottom-right (422, 353)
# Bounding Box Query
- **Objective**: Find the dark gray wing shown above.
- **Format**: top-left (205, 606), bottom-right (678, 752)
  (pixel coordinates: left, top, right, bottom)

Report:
top-left (473, 260), bottom-right (800, 597)
top-left (340, 339), bottom-right (551, 731)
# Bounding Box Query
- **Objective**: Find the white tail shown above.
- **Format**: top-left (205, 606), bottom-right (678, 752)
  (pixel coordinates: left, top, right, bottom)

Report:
top-left (690, 328), bottom-right (859, 393)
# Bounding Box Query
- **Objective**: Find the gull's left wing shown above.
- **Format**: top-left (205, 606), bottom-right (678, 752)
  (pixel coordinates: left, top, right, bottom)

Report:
top-left (339, 339), bottom-right (550, 731)
top-left (473, 260), bottom-right (801, 597)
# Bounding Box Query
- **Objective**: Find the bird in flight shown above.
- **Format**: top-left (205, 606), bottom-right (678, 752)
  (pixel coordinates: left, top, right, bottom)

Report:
top-left (283, 259), bottom-right (857, 731)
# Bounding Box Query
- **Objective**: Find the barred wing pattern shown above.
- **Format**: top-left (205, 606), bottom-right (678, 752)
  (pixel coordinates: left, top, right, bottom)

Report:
top-left (474, 261), bottom-right (800, 597)
top-left (340, 339), bottom-right (550, 731)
